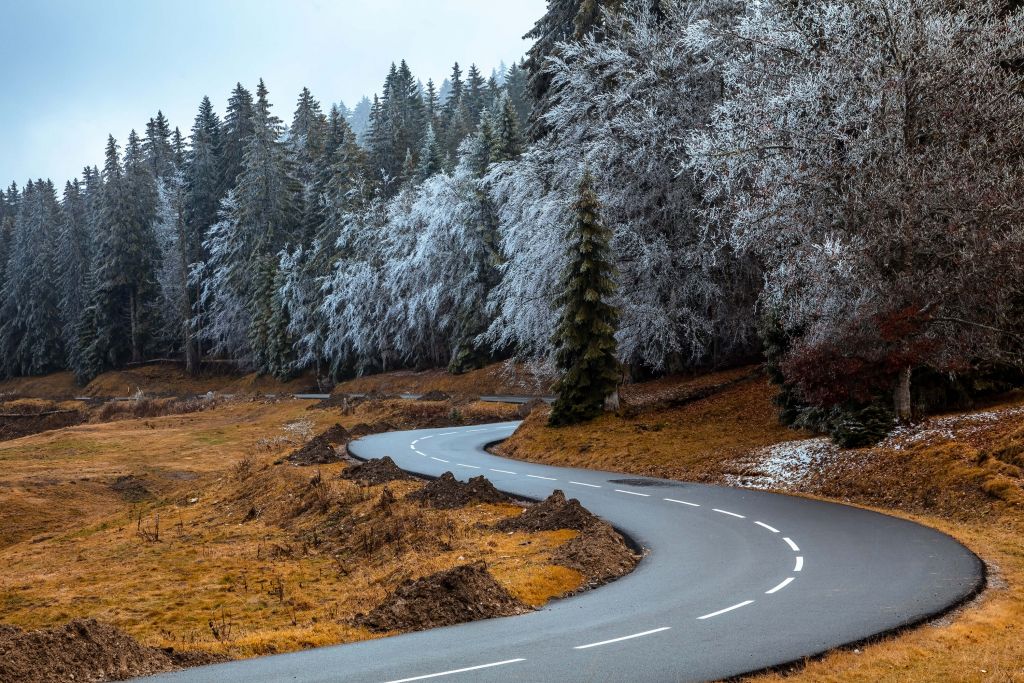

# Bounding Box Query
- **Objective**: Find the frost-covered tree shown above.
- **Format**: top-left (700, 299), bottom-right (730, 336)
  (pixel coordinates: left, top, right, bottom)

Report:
top-left (549, 172), bottom-right (620, 425)
top-left (0, 180), bottom-right (65, 377)
top-left (690, 0), bottom-right (1024, 422)
top-left (488, 0), bottom-right (754, 373)
top-left (197, 80), bottom-right (301, 374)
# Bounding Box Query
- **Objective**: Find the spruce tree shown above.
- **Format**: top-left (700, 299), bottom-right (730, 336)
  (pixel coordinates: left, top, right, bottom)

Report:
top-left (549, 172), bottom-right (620, 426)
top-left (490, 94), bottom-right (523, 163)
top-left (220, 83), bottom-right (255, 192)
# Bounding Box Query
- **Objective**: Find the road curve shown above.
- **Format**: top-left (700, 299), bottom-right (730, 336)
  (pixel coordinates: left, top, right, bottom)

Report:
top-left (141, 422), bottom-right (983, 683)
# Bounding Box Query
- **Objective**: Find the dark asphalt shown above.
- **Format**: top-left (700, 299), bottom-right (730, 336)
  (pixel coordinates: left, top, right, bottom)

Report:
top-left (140, 421), bottom-right (983, 683)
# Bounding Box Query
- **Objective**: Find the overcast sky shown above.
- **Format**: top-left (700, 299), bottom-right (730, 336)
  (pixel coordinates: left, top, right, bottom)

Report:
top-left (0, 0), bottom-right (546, 189)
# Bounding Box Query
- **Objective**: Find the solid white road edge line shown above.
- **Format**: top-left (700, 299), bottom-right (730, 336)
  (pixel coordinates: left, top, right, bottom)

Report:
top-left (615, 489), bottom-right (650, 497)
top-left (573, 627), bottom-right (671, 650)
top-left (713, 508), bottom-right (746, 519)
top-left (456, 463), bottom-right (480, 469)
top-left (766, 577), bottom-right (795, 594)
top-left (431, 457), bottom-right (449, 463)
top-left (783, 537), bottom-right (800, 552)
top-left (794, 556), bottom-right (804, 572)
top-left (527, 474), bottom-right (557, 481)
top-left (382, 658), bottom-right (527, 683)
top-left (755, 521), bottom-right (780, 533)
top-left (697, 600), bottom-right (755, 620)
top-left (569, 481), bottom-right (602, 488)
top-left (490, 469), bottom-right (516, 475)
top-left (664, 498), bottom-right (700, 507)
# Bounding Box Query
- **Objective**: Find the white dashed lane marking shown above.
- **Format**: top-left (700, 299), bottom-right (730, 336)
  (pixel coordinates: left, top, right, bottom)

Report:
top-left (794, 556), bottom-right (804, 572)
top-left (382, 659), bottom-right (527, 683)
top-left (456, 463), bottom-right (480, 469)
top-left (615, 489), bottom-right (650, 497)
top-left (569, 481), bottom-right (601, 488)
top-left (755, 521), bottom-right (780, 533)
top-left (697, 600), bottom-right (755, 620)
top-left (573, 627), bottom-right (671, 650)
top-left (526, 475), bottom-right (557, 481)
top-left (490, 469), bottom-right (516, 475)
top-left (766, 577), bottom-right (795, 594)
top-left (783, 537), bottom-right (800, 552)
top-left (664, 498), bottom-right (700, 507)
top-left (713, 508), bottom-right (745, 519)
top-left (430, 457), bottom-right (449, 463)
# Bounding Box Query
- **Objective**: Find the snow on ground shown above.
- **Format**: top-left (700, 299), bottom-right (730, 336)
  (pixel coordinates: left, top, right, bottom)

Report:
top-left (725, 437), bottom-right (838, 490)
top-left (727, 403), bottom-right (1024, 491)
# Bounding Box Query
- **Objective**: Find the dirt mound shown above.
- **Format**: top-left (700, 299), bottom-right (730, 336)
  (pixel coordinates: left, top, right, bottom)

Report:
top-left (109, 475), bottom-right (151, 502)
top-left (416, 390), bottom-right (451, 402)
top-left (285, 435), bottom-right (344, 466)
top-left (495, 490), bottom-right (602, 532)
top-left (407, 473), bottom-right (512, 509)
top-left (348, 421), bottom-right (397, 439)
top-left (0, 619), bottom-right (221, 683)
top-left (320, 423), bottom-right (350, 444)
top-left (358, 562), bottom-right (529, 632)
top-left (340, 457), bottom-right (411, 485)
top-left (553, 525), bottom-right (640, 588)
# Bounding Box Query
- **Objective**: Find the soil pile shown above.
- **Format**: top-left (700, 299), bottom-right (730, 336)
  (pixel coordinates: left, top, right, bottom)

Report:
top-left (407, 473), bottom-right (512, 509)
top-left (495, 490), bottom-right (602, 532)
top-left (340, 457), bottom-right (411, 485)
top-left (0, 619), bottom-right (220, 683)
top-left (552, 525), bottom-right (640, 588)
top-left (358, 562), bottom-right (529, 632)
top-left (320, 423), bottom-right (350, 445)
top-left (348, 421), bottom-right (397, 439)
top-left (285, 435), bottom-right (344, 466)
top-left (416, 390), bottom-right (451, 402)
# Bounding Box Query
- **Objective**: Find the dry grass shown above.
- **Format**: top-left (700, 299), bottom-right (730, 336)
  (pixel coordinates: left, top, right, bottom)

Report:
top-left (497, 368), bottom-right (804, 480)
top-left (332, 362), bottom-right (553, 399)
top-left (0, 397), bottom-right (583, 660)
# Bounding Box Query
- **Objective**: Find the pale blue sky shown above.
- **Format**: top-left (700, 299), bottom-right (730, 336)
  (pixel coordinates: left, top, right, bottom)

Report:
top-left (0, 0), bottom-right (546, 187)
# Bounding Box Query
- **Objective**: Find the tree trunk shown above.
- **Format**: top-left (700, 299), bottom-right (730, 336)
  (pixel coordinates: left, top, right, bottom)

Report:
top-left (130, 289), bottom-right (143, 364)
top-left (604, 389), bottom-right (620, 412)
top-left (894, 366), bottom-right (912, 423)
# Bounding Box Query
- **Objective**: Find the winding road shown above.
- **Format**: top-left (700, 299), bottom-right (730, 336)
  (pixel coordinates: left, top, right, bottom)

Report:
top-left (142, 421), bottom-right (983, 683)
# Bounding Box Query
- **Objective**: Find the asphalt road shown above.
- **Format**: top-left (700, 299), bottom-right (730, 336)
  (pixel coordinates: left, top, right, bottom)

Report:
top-left (141, 422), bottom-right (983, 683)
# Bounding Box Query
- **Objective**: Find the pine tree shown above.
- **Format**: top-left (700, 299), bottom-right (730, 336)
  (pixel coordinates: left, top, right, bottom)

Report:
top-left (504, 61), bottom-right (533, 125)
top-left (144, 111), bottom-right (175, 180)
top-left (0, 180), bottom-right (65, 377)
top-left (88, 133), bottom-right (159, 370)
top-left (56, 179), bottom-right (91, 374)
top-left (490, 93), bottom-right (523, 163)
top-left (416, 123), bottom-right (445, 181)
top-left (220, 83), bottom-right (255, 192)
top-left (549, 172), bottom-right (620, 426)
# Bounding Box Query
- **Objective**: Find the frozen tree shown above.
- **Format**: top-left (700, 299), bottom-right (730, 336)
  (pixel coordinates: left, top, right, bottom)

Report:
top-left (487, 0), bottom-right (755, 373)
top-left (0, 180), bottom-right (65, 376)
top-left (690, 0), bottom-right (1024, 421)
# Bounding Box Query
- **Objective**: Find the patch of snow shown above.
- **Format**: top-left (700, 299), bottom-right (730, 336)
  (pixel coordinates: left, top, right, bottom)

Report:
top-left (726, 437), bottom-right (838, 490)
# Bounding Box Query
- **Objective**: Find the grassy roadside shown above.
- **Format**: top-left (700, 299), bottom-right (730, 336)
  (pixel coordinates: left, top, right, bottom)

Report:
top-left (0, 397), bottom-right (585, 660)
top-left (494, 369), bottom-right (1024, 682)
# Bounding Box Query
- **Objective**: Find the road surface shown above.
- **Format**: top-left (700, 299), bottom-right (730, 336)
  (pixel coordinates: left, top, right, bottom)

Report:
top-left (141, 421), bottom-right (983, 683)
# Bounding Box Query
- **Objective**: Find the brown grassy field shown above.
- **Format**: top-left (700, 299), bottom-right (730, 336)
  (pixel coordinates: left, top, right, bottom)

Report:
top-left (0, 363), bottom-right (320, 401)
top-left (0, 397), bottom-right (582, 660)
